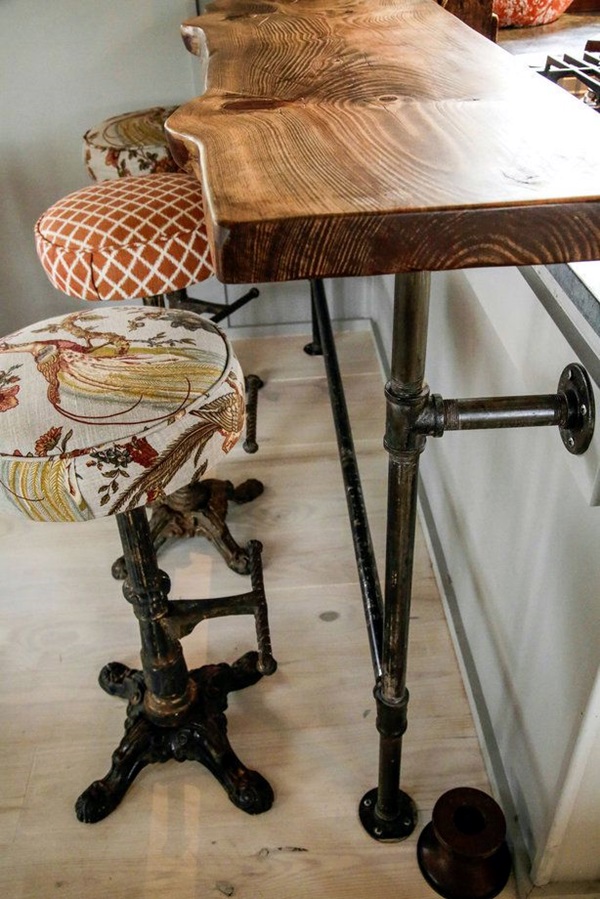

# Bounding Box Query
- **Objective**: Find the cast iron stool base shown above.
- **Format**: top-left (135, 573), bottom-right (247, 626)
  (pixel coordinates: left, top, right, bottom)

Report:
top-left (417, 787), bottom-right (512, 899)
top-left (75, 650), bottom-right (274, 823)
top-left (112, 478), bottom-right (264, 579)
top-left (79, 508), bottom-right (276, 823)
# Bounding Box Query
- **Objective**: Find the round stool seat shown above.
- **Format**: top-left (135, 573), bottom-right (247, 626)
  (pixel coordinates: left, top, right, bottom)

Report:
top-left (83, 105), bottom-right (180, 181)
top-left (35, 173), bottom-right (214, 301)
top-left (0, 306), bottom-right (243, 522)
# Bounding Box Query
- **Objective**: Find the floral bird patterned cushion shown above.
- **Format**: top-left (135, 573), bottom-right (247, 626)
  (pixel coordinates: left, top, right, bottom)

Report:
top-left (0, 307), bottom-right (244, 522)
top-left (35, 173), bottom-right (214, 301)
top-left (83, 105), bottom-right (180, 181)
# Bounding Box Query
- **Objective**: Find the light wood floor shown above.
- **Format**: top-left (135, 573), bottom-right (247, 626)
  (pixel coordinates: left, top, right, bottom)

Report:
top-left (0, 328), bottom-right (518, 899)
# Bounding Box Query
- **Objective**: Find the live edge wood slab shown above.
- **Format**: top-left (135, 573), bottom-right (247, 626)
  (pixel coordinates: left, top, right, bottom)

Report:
top-left (166, 0), bottom-right (600, 284)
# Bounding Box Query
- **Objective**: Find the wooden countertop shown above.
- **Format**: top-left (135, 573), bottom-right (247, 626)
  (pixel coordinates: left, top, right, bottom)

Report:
top-left (166, 0), bottom-right (600, 283)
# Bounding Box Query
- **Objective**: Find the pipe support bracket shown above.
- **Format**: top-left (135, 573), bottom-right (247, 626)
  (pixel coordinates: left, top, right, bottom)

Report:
top-left (408, 363), bottom-right (594, 455)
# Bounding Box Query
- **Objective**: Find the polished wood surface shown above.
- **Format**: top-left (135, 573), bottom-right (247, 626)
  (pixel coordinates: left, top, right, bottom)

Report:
top-left (166, 0), bottom-right (600, 283)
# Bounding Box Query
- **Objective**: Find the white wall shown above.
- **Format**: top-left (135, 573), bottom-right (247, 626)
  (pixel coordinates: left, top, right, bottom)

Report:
top-left (367, 268), bottom-right (600, 891)
top-left (0, 1), bottom-right (373, 339)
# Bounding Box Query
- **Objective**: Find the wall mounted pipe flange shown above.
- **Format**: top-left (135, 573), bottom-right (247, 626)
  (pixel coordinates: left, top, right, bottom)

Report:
top-left (410, 362), bottom-right (595, 454)
top-left (557, 363), bottom-right (595, 455)
top-left (417, 787), bottom-right (511, 899)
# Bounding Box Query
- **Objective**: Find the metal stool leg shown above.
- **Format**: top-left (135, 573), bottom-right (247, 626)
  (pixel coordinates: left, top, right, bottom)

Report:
top-left (111, 477), bottom-right (265, 579)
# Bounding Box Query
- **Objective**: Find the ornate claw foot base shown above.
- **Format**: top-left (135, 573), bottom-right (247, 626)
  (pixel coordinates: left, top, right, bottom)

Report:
top-left (76, 651), bottom-right (274, 823)
top-left (112, 478), bottom-right (264, 579)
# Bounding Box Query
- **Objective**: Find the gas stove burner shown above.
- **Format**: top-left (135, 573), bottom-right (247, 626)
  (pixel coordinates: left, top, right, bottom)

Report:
top-left (537, 40), bottom-right (600, 111)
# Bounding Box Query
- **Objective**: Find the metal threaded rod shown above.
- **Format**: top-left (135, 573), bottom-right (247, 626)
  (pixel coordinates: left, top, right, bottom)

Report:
top-left (247, 540), bottom-right (277, 675)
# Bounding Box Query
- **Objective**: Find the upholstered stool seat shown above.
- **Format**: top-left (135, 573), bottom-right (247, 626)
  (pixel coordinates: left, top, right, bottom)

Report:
top-left (80, 105), bottom-right (260, 320)
top-left (35, 174), bottom-right (262, 571)
top-left (35, 173), bottom-right (213, 302)
top-left (83, 104), bottom-right (180, 181)
top-left (0, 306), bottom-right (238, 520)
top-left (0, 305), bottom-right (275, 822)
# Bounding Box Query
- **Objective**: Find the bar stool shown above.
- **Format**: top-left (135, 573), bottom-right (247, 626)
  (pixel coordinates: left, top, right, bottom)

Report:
top-left (82, 104), bottom-right (258, 321)
top-left (34, 172), bottom-right (263, 574)
top-left (0, 305), bottom-right (276, 822)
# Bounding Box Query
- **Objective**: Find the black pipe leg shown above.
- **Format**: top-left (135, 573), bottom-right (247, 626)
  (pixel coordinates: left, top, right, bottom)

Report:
top-left (301, 274), bottom-right (594, 844)
top-left (304, 276), bottom-right (413, 836)
top-left (359, 272), bottom-right (431, 841)
top-left (310, 278), bottom-right (384, 678)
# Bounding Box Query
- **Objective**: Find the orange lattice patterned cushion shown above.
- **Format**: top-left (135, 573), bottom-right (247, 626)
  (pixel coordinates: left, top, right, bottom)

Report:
top-left (35, 173), bottom-right (214, 301)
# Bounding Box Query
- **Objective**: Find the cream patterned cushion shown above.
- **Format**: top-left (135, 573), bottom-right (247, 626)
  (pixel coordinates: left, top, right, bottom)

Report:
top-left (0, 307), bottom-right (244, 522)
top-left (35, 173), bottom-right (214, 301)
top-left (83, 105), bottom-right (180, 181)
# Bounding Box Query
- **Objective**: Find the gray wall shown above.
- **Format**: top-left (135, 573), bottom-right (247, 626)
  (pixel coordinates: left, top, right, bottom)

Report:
top-left (0, 0), bottom-right (198, 335)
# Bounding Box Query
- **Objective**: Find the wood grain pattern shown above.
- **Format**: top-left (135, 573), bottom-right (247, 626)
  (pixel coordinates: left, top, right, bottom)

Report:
top-left (166, 0), bottom-right (600, 282)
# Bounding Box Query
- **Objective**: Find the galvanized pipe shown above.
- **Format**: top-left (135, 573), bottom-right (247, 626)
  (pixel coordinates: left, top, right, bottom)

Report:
top-left (391, 271), bottom-right (431, 389)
